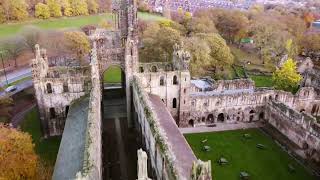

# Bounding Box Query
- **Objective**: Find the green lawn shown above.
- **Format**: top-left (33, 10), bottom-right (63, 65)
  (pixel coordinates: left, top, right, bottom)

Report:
top-left (185, 129), bottom-right (315, 180)
top-left (0, 12), bottom-right (166, 38)
top-left (20, 108), bottom-right (61, 166)
top-left (250, 75), bottom-right (273, 87)
top-left (103, 66), bottom-right (122, 83)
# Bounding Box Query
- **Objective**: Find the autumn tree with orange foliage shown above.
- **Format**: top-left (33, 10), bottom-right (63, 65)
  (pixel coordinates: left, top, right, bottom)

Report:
top-left (0, 124), bottom-right (38, 179)
top-left (304, 12), bottom-right (315, 28)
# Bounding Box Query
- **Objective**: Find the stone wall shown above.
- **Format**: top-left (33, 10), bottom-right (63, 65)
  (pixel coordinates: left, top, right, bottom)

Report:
top-left (266, 100), bottom-right (320, 163)
top-left (132, 76), bottom-right (180, 180)
top-left (31, 45), bottom-right (92, 137)
top-left (77, 44), bottom-right (103, 179)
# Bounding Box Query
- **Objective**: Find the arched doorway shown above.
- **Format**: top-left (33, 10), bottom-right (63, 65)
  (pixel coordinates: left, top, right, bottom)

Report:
top-left (217, 113), bottom-right (225, 122)
top-left (207, 114), bottom-right (214, 123)
top-left (189, 119), bottom-right (194, 127)
top-left (259, 112), bottom-right (264, 120)
top-left (102, 65), bottom-right (125, 97)
top-left (249, 110), bottom-right (255, 122)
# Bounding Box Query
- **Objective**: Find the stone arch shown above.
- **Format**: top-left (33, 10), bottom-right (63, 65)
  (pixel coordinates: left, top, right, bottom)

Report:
top-left (63, 82), bottom-right (69, 93)
top-left (275, 94), bottom-right (279, 101)
top-left (259, 112), bottom-right (264, 120)
top-left (201, 117), bottom-right (205, 122)
top-left (249, 110), bottom-right (255, 122)
top-left (173, 98), bottom-right (177, 108)
top-left (139, 66), bottom-right (144, 73)
top-left (50, 108), bottom-right (56, 119)
top-left (188, 119), bottom-right (194, 127)
top-left (151, 66), bottom-right (157, 72)
top-left (173, 75), bottom-right (178, 85)
top-left (47, 83), bottom-right (53, 94)
top-left (217, 113), bottom-right (225, 122)
top-left (300, 109), bottom-right (306, 113)
top-left (160, 76), bottom-right (165, 86)
top-left (102, 65), bottom-right (126, 92)
top-left (207, 114), bottom-right (214, 122)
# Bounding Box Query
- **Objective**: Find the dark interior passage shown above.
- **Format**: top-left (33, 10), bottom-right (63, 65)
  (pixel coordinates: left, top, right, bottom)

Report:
top-left (102, 88), bottom-right (141, 180)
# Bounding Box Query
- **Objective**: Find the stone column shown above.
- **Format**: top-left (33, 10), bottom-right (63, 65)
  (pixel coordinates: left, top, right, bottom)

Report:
top-left (137, 149), bottom-right (151, 180)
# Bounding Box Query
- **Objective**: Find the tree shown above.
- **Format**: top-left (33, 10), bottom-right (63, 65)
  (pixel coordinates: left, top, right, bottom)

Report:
top-left (87, 0), bottom-right (99, 14)
top-left (304, 12), bottom-right (315, 28)
top-left (300, 33), bottom-right (320, 56)
top-left (59, 0), bottom-right (72, 16)
top-left (20, 26), bottom-right (42, 54)
top-left (214, 10), bottom-right (249, 43)
top-left (189, 16), bottom-right (217, 35)
top-left (1, 36), bottom-right (25, 67)
top-left (140, 22), bottom-right (182, 62)
top-left (272, 58), bottom-right (302, 93)
top-left (69, 0), bottom-right (89, 16)
top-left (0, 124), bottom-right (38, 179)
top-left (0, 6), bottom-right (5, 23)
top-left (184, 33), bottom-right (234, 77)
top-left (0, 96), bottom-right (13, 124)
top-left (1, 0), bottom-right (29, 21)
top-left (35, 3), bottom-right (50, 19)
top-left (47, 0), bottom-right (62, 17)
top-left (64, 31), bottom-right (91, 64)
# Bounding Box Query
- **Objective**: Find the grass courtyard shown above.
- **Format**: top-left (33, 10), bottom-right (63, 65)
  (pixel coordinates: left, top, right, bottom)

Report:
top-left (0, 12), bottom-right (166, 38)
top-left (185, 129), bottom-right (315, 180)
top-left (20, 108), bottom-right (61, 167)
top-left (250, 75), bottom-right (273, 88)
top-left (103, 66), bottom-right (122, 83)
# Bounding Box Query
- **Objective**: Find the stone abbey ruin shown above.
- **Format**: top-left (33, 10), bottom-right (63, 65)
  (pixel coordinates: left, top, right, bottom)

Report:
top-left (30, 0), bottom-right (320, 179)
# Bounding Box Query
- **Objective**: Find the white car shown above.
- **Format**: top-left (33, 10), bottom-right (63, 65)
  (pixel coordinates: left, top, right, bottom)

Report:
top-left (5, 85), bottom-right (17, 93)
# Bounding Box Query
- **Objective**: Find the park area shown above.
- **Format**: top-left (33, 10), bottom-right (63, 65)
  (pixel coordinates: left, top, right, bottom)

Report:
top-left (0, 12), bottom-right (166, 38)
top-left (184, 129), bottom-right (316, 180)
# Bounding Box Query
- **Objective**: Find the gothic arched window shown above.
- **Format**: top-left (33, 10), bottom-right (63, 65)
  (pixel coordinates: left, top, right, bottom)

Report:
top-left (47, 83), bottom-right (53, 94)
top-left (173, 75), bottom-right (178, 85)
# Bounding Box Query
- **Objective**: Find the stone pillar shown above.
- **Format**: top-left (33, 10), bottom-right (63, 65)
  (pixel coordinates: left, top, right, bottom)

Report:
top-left (137, 149), bottom-right (151, 180)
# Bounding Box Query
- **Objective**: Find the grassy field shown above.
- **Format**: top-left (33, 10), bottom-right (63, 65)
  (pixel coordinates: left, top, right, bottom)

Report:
top-left (103, 66), bottom-right (122, 83)
top-left (250, 75), bottom-right (273, 87)
top-left (0, 12), bottom-right (166, 38)
top-left (185, 129), bottom-right (315, 180)
top-left (20, 108), bottom-right (61, 166)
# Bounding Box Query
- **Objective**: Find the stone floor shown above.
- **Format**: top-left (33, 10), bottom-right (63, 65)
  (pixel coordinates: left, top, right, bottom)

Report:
top-left (102, 89), bottom-right (139, 180)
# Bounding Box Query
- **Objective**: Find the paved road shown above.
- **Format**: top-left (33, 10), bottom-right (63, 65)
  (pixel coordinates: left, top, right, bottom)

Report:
top-left (0, 67), bottom-right (31, 87)
top-left (0, 80), bottom-right (33, 97)
top-left (11, 103), bottom-right (36, 128)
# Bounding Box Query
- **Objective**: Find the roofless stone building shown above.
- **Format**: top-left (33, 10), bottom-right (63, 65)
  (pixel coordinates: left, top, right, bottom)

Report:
top-left (31, 0), bottom-right (320, 179)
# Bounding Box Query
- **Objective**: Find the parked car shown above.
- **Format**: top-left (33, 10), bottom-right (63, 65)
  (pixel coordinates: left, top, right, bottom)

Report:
top-left (5, 85), bottom-right (17, 93)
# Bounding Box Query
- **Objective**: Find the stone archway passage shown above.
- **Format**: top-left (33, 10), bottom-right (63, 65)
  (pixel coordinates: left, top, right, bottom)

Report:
top-left (189, 119), bottom-right (194, 127)
top-left (217, 113), bottom-right (225, 122)
top-left (249, 110), bottom-right (255, 122)
top-left (207, 114), bottom-right (214, 123)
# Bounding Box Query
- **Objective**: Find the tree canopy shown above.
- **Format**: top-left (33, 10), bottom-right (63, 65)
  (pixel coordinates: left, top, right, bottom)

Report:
top-left (64, 31), bottom-right (91, 64)
top-left (0, 124), bottom-right (38, 179)
top-left (35, 3), bottom-right (50, 19)
top-left (272, 58), bottom-right (302, 93)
